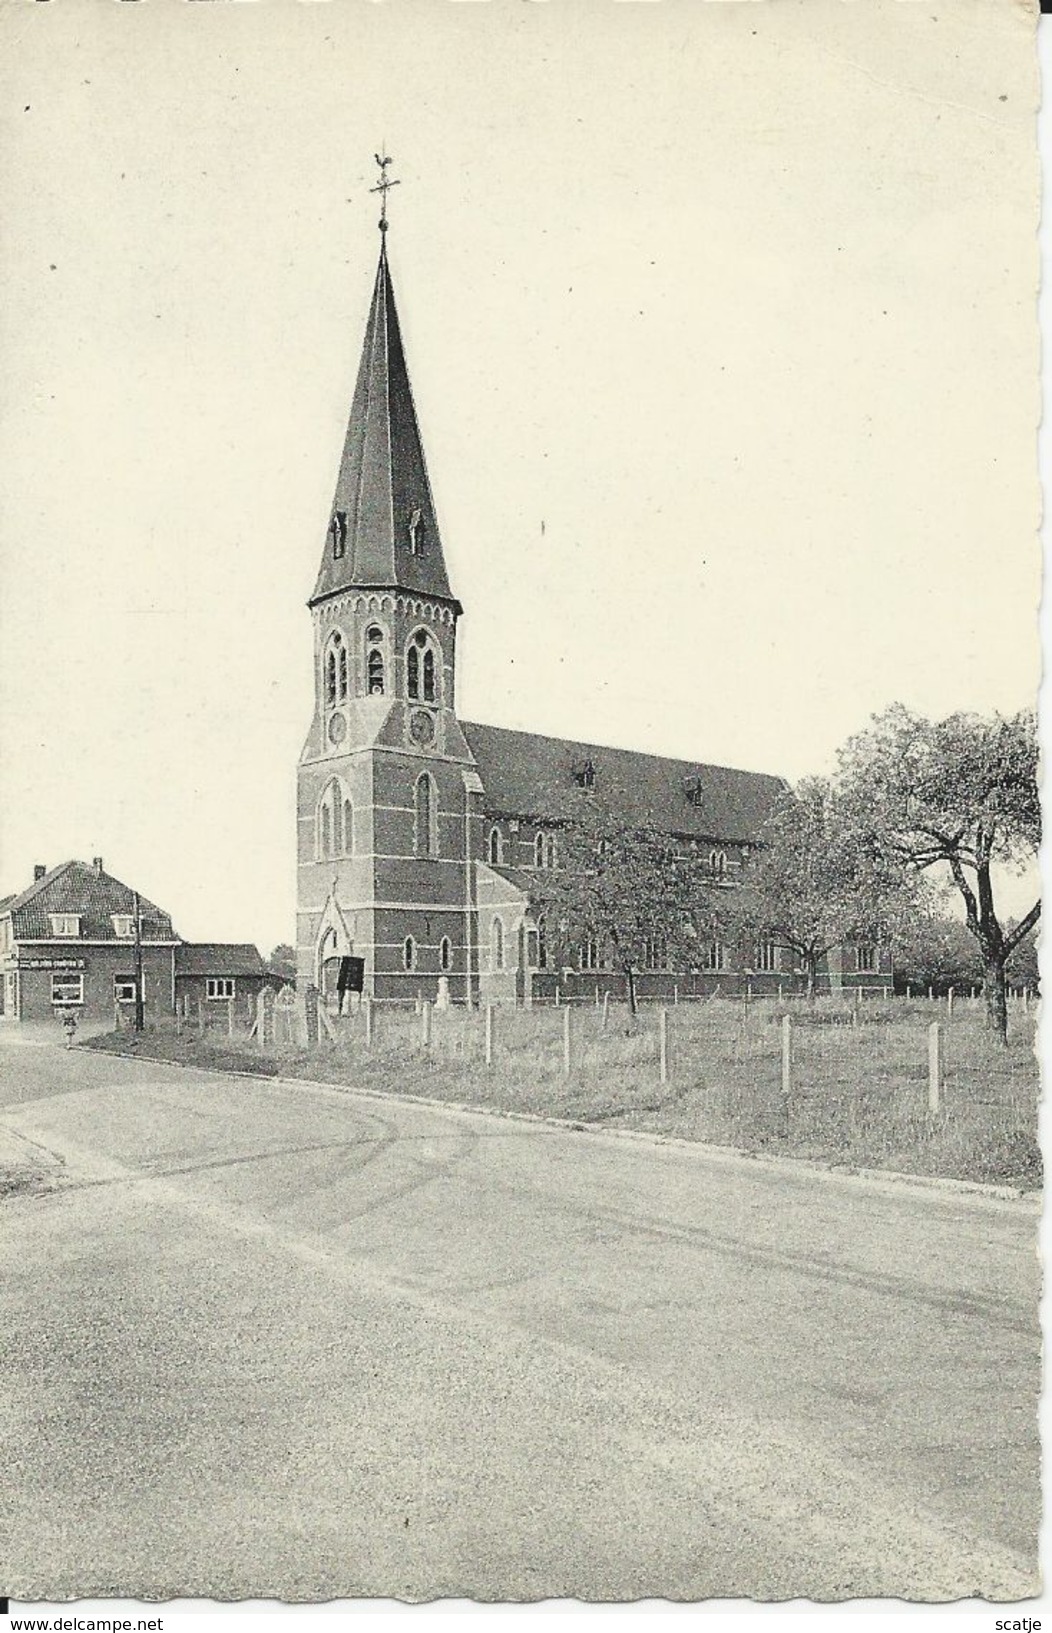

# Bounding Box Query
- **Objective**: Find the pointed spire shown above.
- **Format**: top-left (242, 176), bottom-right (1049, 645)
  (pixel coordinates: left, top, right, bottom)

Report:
top-left (311, 236), bottom-right (457, 609)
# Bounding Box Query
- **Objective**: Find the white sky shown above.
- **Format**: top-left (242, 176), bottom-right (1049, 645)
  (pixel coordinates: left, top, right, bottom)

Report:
top-left (0, 0), bottom-right (1040, 954)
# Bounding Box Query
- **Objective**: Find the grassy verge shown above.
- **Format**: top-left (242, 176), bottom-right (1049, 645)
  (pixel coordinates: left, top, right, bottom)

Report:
top-left (83, 998), bottom-right (1041, 1190)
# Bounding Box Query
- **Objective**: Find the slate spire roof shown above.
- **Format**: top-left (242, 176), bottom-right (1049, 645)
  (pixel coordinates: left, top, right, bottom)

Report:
top-left (311, 239), bottom-right (457, 609)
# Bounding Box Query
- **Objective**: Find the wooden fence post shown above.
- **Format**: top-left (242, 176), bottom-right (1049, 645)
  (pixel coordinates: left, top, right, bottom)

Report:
top-left (601, 990), bottom-right (610, 1031)
top-left (658, 1007), bottom-right (670, 1084)
top-left (227, 997), bottom-right (235, 1037)
top-left (421, 999), bottom-right (432, 1051)
top-left (484, 1003), bottom-right (495, 1066)
top-left (563, 1005), bottom-right (573, 1076)
top-left (198, 1002), bottom-right (206, 1038)
top-left (363, 997), bottom-right (374, 1049)
top-left (928, 1021), bottom-right (941, 1114)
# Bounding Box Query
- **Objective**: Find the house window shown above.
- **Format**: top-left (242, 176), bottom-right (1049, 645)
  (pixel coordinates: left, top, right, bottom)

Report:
top-left (488, 826), bottom-right (504, 866)
top-left (49, 915), bottom-right (81, 938)
top-left (492, 916), bottom-right (505, 971)
top-left (415, 772), bottom-right (438, 858)
top-left (700, 941), bottom-right (726, 972)
top-left (114, 978), bottom-right (137, 1003)
top-left (572, 758), bottom-right (595, 788)
top-left (709, 850), bottom-right (727, 878)
top-left (51, 972), bottom-right (83, 1005)
top-left (112, 915), bottom-right (135, 939)
top-left (756, 939), bottom-right (780, 973)
top-left (206, 978), bottom-right (235, 1000)
top-left (855, 945), bottom-right (877, 974)
top-left (403, 936), bottom-right (416, 971)
top-left (439, 936), bottom-right (452, 973)
top-left (684, 776), bottom-right (705, 808)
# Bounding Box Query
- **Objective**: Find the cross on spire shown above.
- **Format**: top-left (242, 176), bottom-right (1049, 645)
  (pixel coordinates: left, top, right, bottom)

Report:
top-left (370, 150), bottom-right (400, 234)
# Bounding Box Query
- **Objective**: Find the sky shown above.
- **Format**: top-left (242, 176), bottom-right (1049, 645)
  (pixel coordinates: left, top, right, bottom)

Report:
top-left (0, 0), bottom-right (1040, 954)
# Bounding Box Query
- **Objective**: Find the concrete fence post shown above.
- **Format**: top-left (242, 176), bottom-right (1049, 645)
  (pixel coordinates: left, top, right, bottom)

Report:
top-left (601, 990), bottom-right (610, 1031)
top-left (947, 986), bottom-right (955, 1020)
top-left (658, 1007), bottom-right (670, 1084)
top-left (421, 1000), bottom-right (432, 1051)
top-left (563, 1005), bottom-right (573, 1076)
top-left (781, 1014), bottom-right (792, 1103)
top-left (554, 985), bottom-right (561, 1008)
top-left (928, 1021), bottom-right (942, 1114)
top-left (484, 1003), bottom-right (495, 1067)
top-left (673, 984), bottom-right (679, 1006)
top-left (363, 997), bottom-right (374, 1049)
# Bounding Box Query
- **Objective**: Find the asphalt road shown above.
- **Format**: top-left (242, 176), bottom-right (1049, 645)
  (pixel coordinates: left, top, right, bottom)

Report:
top-left (0, 1038), bottom-right (1040, 1603)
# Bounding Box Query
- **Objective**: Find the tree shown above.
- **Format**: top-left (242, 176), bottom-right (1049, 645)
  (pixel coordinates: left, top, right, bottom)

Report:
top-left (531, 791), bottom-right (714, 1015)
top-left (269, 943), bottom-right (296, 980)
top-left (890, 902), bottom-right (981, 996)
top-left (736, 776), bottom-right (910, 999)
top-left (837, 706), bottom-right (1039, 1042)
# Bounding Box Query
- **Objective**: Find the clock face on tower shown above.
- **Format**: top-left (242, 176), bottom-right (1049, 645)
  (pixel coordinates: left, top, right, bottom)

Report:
top-left (327, 712), bottom-right (347, 746)
top-left (409, 709), bottom-right (436, 748)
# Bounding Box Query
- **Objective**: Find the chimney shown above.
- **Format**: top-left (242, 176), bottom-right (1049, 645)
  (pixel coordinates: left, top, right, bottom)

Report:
top-left (92, 856), bottom-right (104, 875)
top-left (33, 864), bottom-right (46, 882)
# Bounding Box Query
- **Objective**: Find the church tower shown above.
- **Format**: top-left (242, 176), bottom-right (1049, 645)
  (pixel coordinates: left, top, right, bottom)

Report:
top-left (296, 162), bottom-right (481, 1003)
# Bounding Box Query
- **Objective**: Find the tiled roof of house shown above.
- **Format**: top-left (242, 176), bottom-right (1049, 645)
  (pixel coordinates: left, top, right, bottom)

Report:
top-left (462, 722), bottom-right (786, 845)
top-left (175, 943), bottom-right (266, 978)
top-left (5, 861), bottom-right (177, 941)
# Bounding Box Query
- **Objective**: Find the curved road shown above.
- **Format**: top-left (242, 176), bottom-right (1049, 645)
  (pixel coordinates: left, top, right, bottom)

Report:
top-left (0, 1040), bottom-right (1040, 1602)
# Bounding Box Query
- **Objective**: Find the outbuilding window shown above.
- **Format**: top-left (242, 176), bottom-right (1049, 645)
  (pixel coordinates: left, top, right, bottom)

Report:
top-left (206, 978), bottom-right (235, 1000)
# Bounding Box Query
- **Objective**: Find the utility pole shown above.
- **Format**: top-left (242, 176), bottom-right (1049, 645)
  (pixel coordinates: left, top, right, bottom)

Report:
top-left (133, 890), bottom-right (145, 1033)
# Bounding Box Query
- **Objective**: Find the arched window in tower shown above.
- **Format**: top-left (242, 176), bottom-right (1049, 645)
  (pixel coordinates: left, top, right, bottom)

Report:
top-left (488, 826), bottom-right (504, 866)
top-left (317, 778), bottom-right (353, 860)
top-left (414, 772), bottom-right (438, 859)
top-left (365, 625), bottom-right (386, 696)
top-left (406, 629), bottom-right (439, 704)
top-left (324, 631), bottom-right (347, 706)
top-left (403, 936), bottom-right (416, 972)
top-left (439, 936), bottom-right (452, 973)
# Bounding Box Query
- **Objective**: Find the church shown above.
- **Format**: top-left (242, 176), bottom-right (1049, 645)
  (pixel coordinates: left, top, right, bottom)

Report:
top-left (295, 190), bottom-right (889, 1008)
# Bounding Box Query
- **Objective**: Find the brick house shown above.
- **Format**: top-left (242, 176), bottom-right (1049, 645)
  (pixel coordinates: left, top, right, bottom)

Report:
top-left (295, 221), bottom-right (892, 1006)
top-left (0, 859), bottom-right (271, 1028)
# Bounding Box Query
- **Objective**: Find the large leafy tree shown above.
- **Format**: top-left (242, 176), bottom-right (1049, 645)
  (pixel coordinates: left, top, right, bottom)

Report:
top-left (836, 706), bottom-right (1039, 1041)
top-left (736, 776), bottom-right (910, 999)
top-left (531, 790), bottom-right (714, 1014)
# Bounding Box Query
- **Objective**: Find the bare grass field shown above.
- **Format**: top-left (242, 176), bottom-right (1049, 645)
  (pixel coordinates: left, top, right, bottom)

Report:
top-left (84, 994), bottom-right (1040, 1190)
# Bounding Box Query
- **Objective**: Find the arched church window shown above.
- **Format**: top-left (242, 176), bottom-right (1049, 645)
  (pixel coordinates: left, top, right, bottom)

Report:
top-left (366, 627), bottom-right (385, 696)
top-left (546, 834), bottom-right (558, 870)
top-left (534, 832), bottom-right (546, 869)
top-left (488, 826), bottom-right (503, 866)
top-left (492, 916), bottom-right (505, 972)
top-left (406, 630), bottom-right (439, 704)
top-left (414, 772), bottom-right (437, 859)
top-left (325, 631), bottom-right (347, 706)
top-left (317, 779), bottom-right (353, 859)
top-left (710, 849), bottom-right (727, 878)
